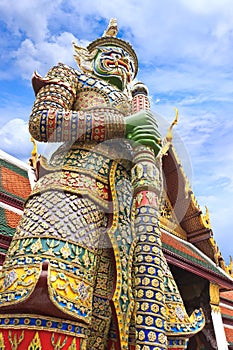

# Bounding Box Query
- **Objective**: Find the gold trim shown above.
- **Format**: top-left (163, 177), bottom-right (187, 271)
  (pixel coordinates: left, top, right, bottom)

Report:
top-left (30, 137), bottom-right (38, 170)
top-left (39, 156), bottom-right (109, 184)
top-left (0, 314), bottom-right (87, 337)
top-left (211, 305), bottom-right (220, 313)
top-left (108, 161), bottom-right (133, 349)
top-left (200, 206), bottom-right (212, 229)
top-left (11, 236), bottom-right (96, 254)
top-left (209, 282), bottom-right (219, 306)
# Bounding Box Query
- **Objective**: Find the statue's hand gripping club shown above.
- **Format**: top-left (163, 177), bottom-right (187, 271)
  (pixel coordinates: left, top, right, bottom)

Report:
top-left (125, 110), bottom-right (162, 156)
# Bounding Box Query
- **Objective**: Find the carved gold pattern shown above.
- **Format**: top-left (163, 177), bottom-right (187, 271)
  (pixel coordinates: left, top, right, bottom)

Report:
top-left (159, 196), bottom-right (187, 239)
top-left (9, 330), bottom-right (24, 349)
top-left (209, 282), bottom-right (219, 307)
top-left (28, 332), bottom-right (42, 350)
top-left (0, 332), bottom-right (5, 350)
top-left (67, 338), bottom-right (76, 350)
top-left (30, 137), bottom-right (38, 171)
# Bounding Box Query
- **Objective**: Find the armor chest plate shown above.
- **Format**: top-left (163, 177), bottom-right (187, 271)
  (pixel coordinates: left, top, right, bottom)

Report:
top-left (74, 73), bottom-right (132, 115)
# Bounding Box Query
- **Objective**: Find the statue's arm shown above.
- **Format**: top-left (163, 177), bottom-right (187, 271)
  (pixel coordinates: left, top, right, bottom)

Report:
top-left (29, 63), bottom-right (126, 143)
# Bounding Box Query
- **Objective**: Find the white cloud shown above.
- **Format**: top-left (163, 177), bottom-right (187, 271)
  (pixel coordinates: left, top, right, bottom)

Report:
top-left (0, 119), bottom-right (32, 160)
top-left (13, 33), bottom-right (89, 79)
top-left (0, 96), bottom-right (32, 126)
top-left (1, 0), bottom-right (233, 82)
top-left (178, 0), bottom-right (233, 15)
top-left (0, 0), bottom-right (62, 41)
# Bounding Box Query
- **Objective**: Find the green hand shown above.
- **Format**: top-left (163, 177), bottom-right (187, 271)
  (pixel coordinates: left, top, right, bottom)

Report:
top-left (125, 111), bottom-right (162, 156)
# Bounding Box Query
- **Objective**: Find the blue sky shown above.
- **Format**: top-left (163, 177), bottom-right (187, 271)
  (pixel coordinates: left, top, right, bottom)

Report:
top-left (1, 0), bottom-right (233, 263)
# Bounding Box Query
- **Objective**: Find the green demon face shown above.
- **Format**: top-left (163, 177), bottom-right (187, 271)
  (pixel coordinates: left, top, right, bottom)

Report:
top-left (92, 45), bottom-right (136, 91)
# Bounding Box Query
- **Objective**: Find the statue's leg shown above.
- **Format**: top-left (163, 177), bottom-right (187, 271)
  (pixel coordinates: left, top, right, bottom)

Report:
top-left (0, 190), bottom-right (108, 331)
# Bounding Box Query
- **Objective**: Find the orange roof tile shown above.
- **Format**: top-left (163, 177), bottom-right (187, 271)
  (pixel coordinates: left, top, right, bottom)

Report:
top-left (221, 306), bottom-right (233, 317)
top-left (4, 209), bottom-right (21, 229)
top-left (1, 166), bottom-right (31, 200)
top-left (161, 231), bottom-right (206, 263)
top-left (224, 327), bottom-right (233, 343)
top-left (221, 291), bottom-right (233, 301)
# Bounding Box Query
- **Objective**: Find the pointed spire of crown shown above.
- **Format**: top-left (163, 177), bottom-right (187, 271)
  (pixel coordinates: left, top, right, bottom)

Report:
top-left (103, 18), bottom-right (118, 37)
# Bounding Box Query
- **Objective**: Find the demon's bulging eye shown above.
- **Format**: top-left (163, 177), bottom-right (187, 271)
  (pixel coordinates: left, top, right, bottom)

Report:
top-left (109, 52), bottom-right (121, 60)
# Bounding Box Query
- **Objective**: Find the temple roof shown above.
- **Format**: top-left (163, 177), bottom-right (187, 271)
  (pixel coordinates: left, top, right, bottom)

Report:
top-left (220, 290), bottom-right (233, 348)
top-left (0, 207), bottom-right (18, 265)
top-left (221, 291), bottom-right (233, 301)
top-left (0, 150), bottom-right (32, 212)
top-left (161, 142), bottom-right (233, 346)
top-left (224, 328), bottom-right (233, 349)
top-left (0, 150), bottom-right (32, 262)
top-left (161, 229), bottom-right (233, 289)
top-left (0, 207), bottom-right (21, 236)
top-left (162, 144), bottom-right (229, 269)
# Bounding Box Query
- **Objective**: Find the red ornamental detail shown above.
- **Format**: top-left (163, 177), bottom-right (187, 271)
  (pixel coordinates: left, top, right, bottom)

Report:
top-left (0, 329), bottom-right (82, 349)
top-left (91, 114), bottom-right (105, 141)
top-left (63, 111), bottom-right (71, 141)
top-left (107, 340), bottom-right (120, 350)
top-left (135, 190), bottom-right (157, 208)
top-left (47, 108), bottom-right (57, 141)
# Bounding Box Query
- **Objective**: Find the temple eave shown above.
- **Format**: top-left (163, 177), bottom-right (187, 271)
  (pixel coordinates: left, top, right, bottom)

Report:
top-left (187, 229), bottom-right (212, 243)
top-left (163, 249), bottom-right (233, 290)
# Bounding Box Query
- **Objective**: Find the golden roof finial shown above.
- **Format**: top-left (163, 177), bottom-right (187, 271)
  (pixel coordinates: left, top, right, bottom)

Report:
top-left (29, 136), bottom-right (38, 170)
top-left (166, 107), bottom-right (179, 143)
top-left (103, 18), bottom-right (118, 37)
top-left (160, 107), bottom-right (179, 156)
top-left (201, 205), bottom-right (211, 229)
top-left (227, 256), bottom-right (233, 275)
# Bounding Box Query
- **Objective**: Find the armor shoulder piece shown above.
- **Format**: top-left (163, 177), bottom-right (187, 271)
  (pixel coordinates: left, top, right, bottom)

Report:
top-left (32, 63), bottom-right (81, 96)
